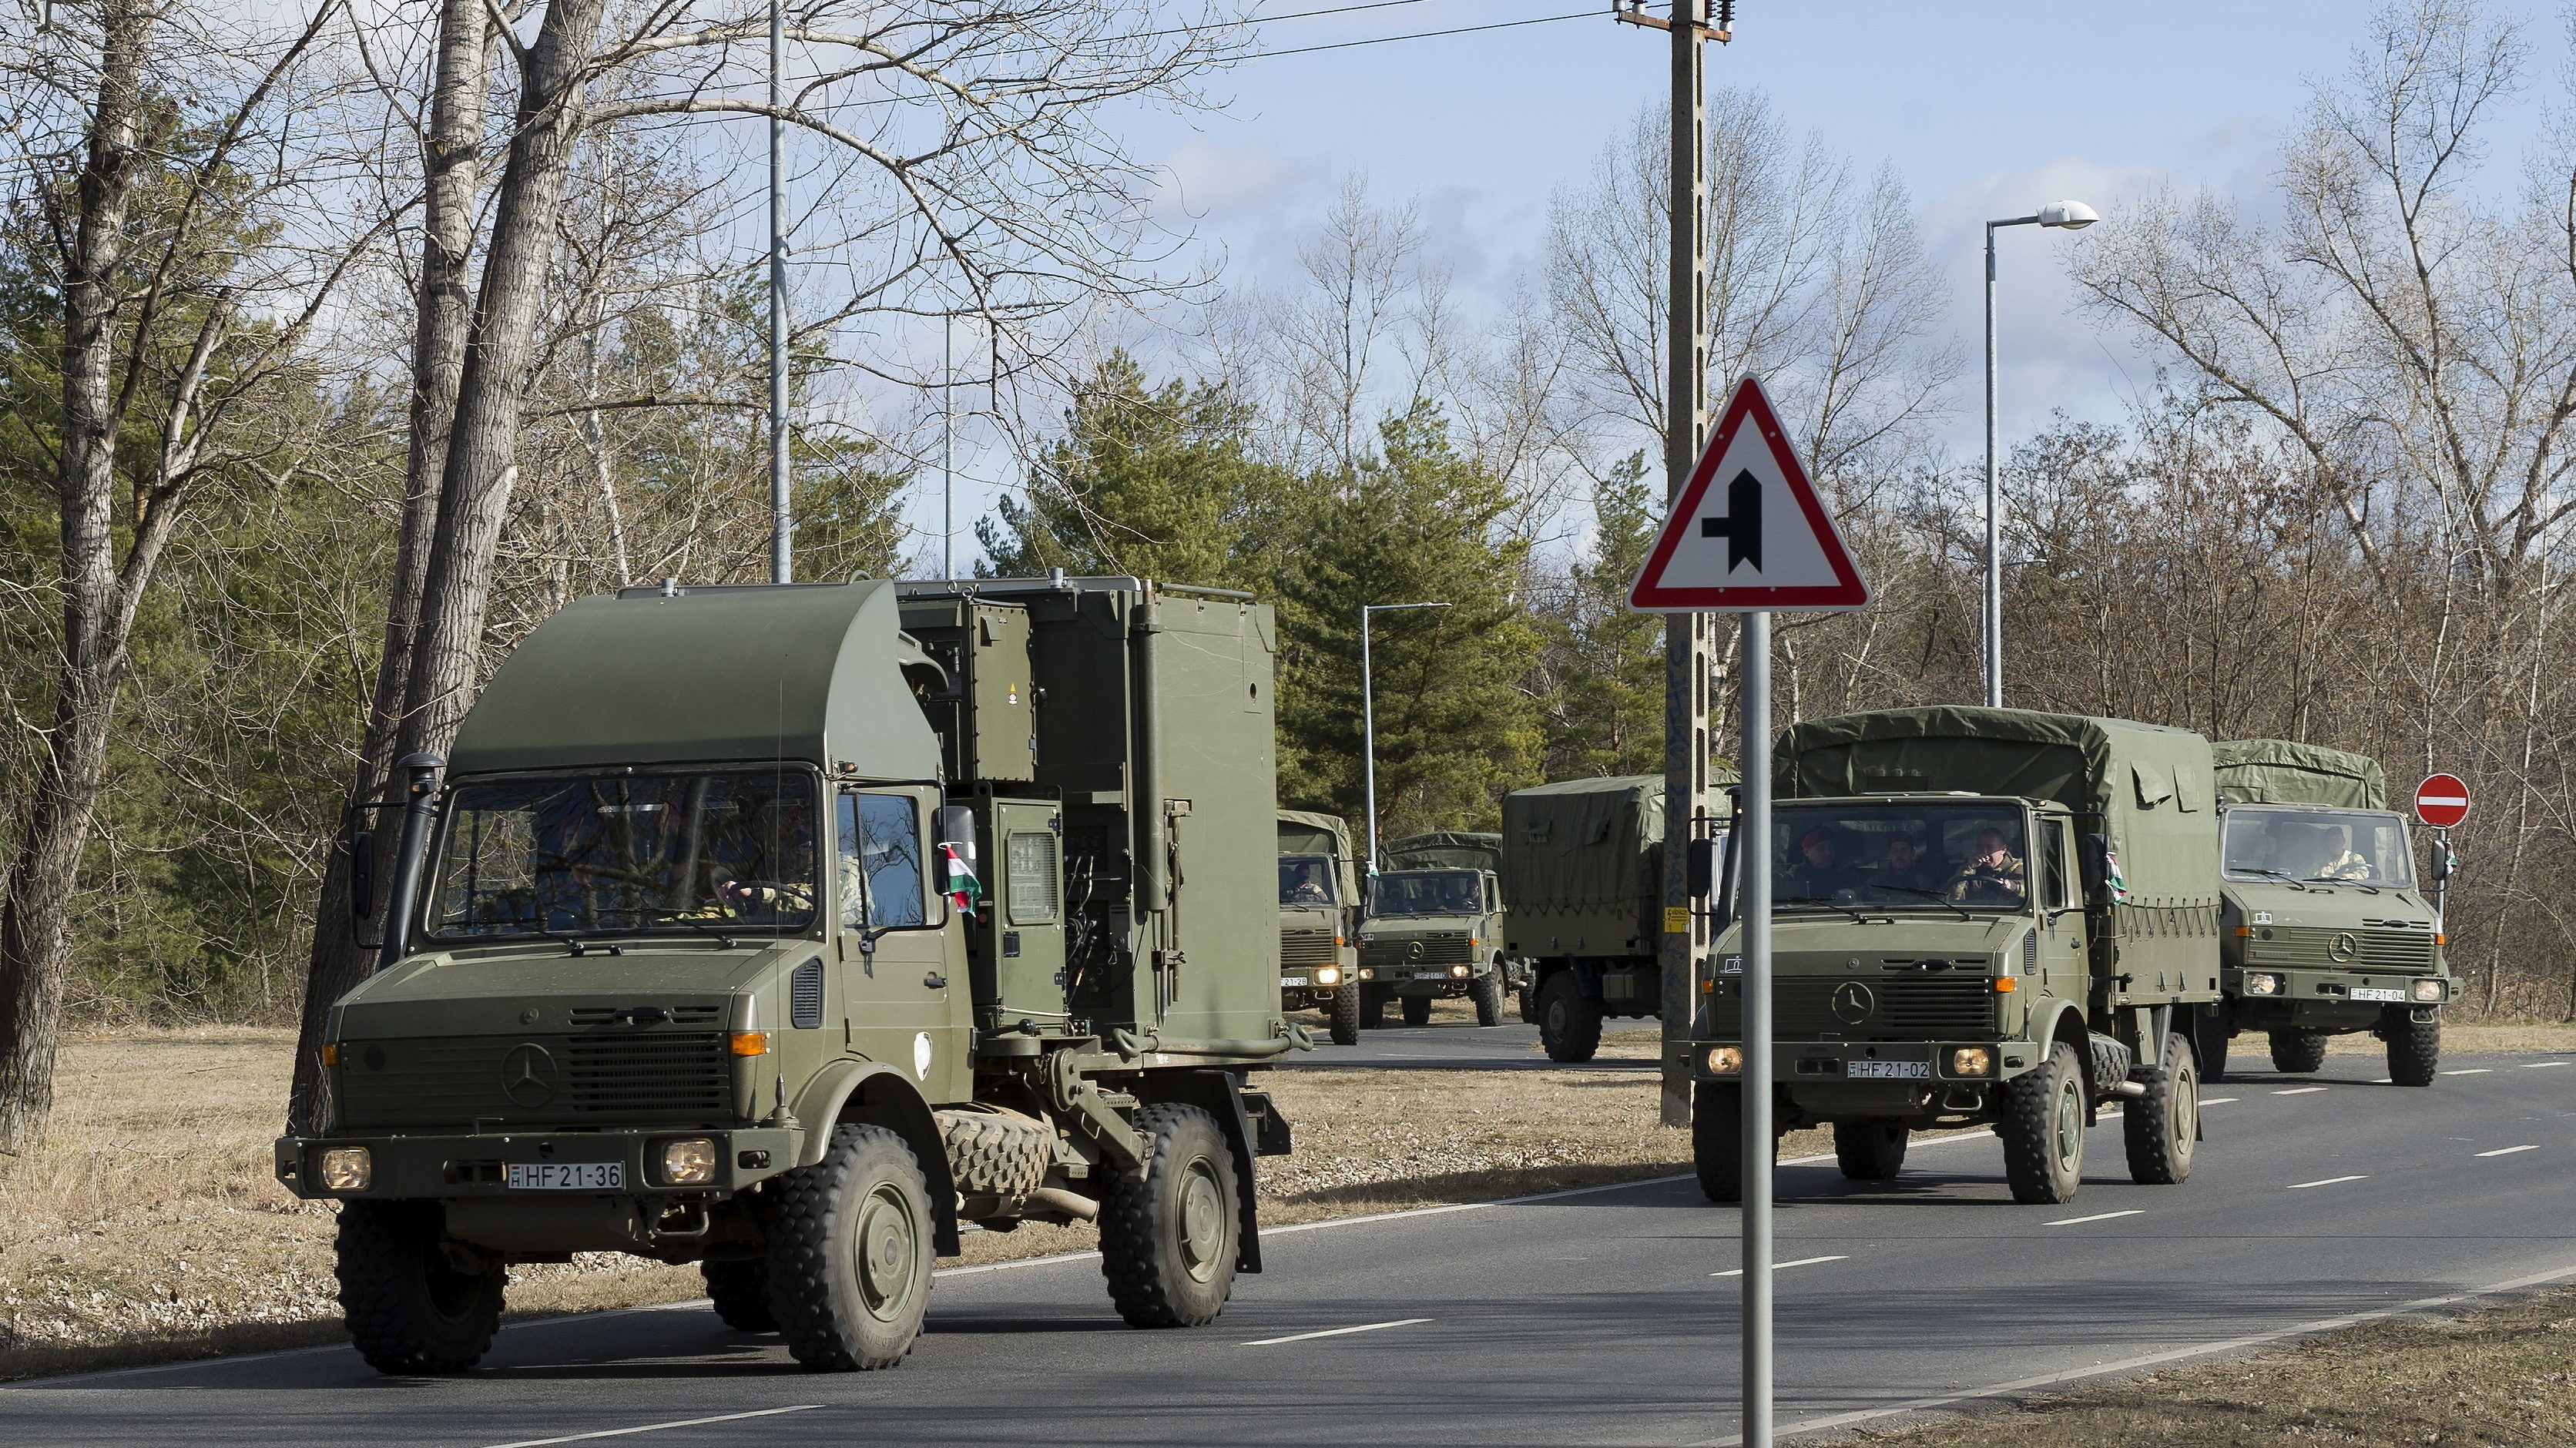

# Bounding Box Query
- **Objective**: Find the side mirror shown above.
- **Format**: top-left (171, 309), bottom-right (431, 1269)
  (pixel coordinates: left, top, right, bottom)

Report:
top-left (2431, 845), bottom-right (2454, 882)
top-left (1686, 836), bottom-right (1716, 899)
top-left (2078, 834), bottom-right (2110, 895)
top-left (347, 830), bottom-right (376, 944)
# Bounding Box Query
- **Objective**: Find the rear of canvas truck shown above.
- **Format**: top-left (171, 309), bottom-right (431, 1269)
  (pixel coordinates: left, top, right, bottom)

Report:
top-left (1503, 776), bottom-right (1662, 1062)
top-left (1689, 708), bottom-right (2219, 1205)
top-left (1275, 810), bottom-right (1360, 1041)
top-left (2203, 739), bottom-right (2449, 1085)
top-left (278, 577), bottom-right (1300, 1376)
top-left (1360, 832), bottom-right (1515, 1028)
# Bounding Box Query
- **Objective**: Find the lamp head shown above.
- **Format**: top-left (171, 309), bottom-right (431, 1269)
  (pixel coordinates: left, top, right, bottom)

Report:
top-left (2036, 199), bottom-right (2100, 230)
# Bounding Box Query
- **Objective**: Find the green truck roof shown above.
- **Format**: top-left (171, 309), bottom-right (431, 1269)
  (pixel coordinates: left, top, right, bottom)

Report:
top-left (1384, 831), bottom-right (1502, 871)
top-left (1276, 809), bottom-right (1353, 859)
top-left (1502, 776), bottom-right (1663, 911)
top-left (2211, 739), bottom-right (2389, 810)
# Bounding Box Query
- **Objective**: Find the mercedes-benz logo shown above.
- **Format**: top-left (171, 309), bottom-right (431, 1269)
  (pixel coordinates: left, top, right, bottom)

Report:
top-left (1830, 981), bottom-right (1875, 1024)
top-left (2329, 932), bottom-right (2360, 963)
top-left (1406, 940), bottom-right (1424, 961)
top-left (502, 1043), bottom-right (558, 1107)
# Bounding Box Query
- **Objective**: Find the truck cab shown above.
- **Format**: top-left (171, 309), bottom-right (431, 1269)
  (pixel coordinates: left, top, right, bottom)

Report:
top-left (1276, 809), bottom-right (1360, 1041)
top-left (1357, 831), bottom-right (1515, 1029)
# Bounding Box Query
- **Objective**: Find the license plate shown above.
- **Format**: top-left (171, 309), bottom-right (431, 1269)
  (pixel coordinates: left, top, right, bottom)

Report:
top-left (2349, 986), bottom-right (2405, 1002)
top-left (506, 1161), bottom-right (623, 1191)
top-left (1846, 1060), bottom-right (1930, 1080)
top-left (1280, 976), bottom-right (1309, 987)
top-left (1414, 970), bottom-right (1449, 980)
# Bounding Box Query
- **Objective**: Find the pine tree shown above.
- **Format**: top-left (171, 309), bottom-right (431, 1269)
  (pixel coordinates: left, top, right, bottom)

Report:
top-left (1537, 451), bottom-right (1665, 778)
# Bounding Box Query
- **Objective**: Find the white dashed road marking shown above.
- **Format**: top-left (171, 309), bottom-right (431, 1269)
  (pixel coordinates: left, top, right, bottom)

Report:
top-left (2045, 1209), bottom-right (2145, 1227)
top-left (1712, 1255), bottom-right (1848, 1278)
top-left (1243, 1318), bottom-right (1431, 1347)
top-left (483, 1406), bottom-right (824, 1448)
top-left (2477, 1145), bottom-right (2541, 1158)
top-left (2199, 1097), bottom-right (2239, 1104)
top-left (2275, 1087), bottom-right (2328, 1095)
top-left (2450, 1068), bottom-right (2494, 1076)
top-left (2286, 1175), bottom-right (2369, 1190)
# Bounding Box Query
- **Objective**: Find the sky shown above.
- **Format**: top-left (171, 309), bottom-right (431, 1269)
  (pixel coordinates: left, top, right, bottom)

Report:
top-left (904, 0), bottom-right (2567, 570)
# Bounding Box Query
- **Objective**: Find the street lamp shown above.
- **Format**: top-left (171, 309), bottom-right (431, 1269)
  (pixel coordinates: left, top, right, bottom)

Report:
top-left (1983, 198), bottom-right (2098, 707)
top-left (1360, 601), bottom-right (1451, 873)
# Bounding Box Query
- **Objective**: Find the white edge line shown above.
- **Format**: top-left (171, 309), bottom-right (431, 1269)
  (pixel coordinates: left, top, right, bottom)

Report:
top-left (2045, 1209), bottom-right (2145, 1227)
top-left (2449, 1068), bottom-right (2494, 1075)
top-left (2476, 1145), bottom-right (2541, 1158)
top-left (1689, 1262), bottom-right (2576, 1446)
top-left (481, 1405), bottom-right (823, 1448)
top-left (2199, 1097), bottom-right (2239, 1104)
top-left (1712, 1255), bottom-right (1847, 1278)
top-left (1241, 1316), bottom-right (1430, 1347)
top-left (2524, 1060), bottom-right (2570, 1068)
top-left (2273, 1087), bottom-right (2328, 1094)
top-left (2286, 1175), bottom-right (2369, 1189)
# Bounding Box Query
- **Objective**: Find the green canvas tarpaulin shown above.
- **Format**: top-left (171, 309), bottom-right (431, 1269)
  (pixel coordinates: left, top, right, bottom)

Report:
top-left (2211, 739), bottom-right (2387, 810)
top-left (1384, 831), bottom-right (1502, 873)
top-left (1502, 777), bottom-right (1662, 912)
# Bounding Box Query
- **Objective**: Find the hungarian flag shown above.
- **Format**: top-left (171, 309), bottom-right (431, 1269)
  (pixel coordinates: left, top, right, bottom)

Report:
top-left (941, 842), bottom-right (982, 914)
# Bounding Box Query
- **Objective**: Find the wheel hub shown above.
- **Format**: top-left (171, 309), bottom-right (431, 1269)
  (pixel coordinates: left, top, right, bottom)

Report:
top-left (2054, 1076), bottom-right (2083, 1167)
top-left (1178, 1158), bottom-right (1225, 1282)
top-left (854, 1182), bottom-right (919, 1320)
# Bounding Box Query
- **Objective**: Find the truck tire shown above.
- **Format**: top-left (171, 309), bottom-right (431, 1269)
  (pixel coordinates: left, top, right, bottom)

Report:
top-left (766, 1123), bottom-right (934, 1371)
top-left (2269, 1029), bottom-right (2329, 1075)
top-left (1997, 1040), bottom-right (2087, 1205)
top-left (335, 1200), bottom-right (506, 1375)
top-left (1538, 972), bottom-right (1603, 1063)
top-left (1832, 1121), bottom-right (1908, 1181)
top-left (1100, 1102), bottom-right (1239, 1328)
top-left (1516, 983), bottom-right (1536, 1024)
top-left (937, 1108), bottom-right (1049, 1208)
top-left (702, 1259), bottom-right (776, 1332)
top-left (1471, 967), bottom-right (1506, 1027)
top-left (1361, 986), bottom-right (1388, 1031)
top-left (2386, 1007), bottom-right (2440, 1087)
top-left (1400, 994), bottom-right (1432, 1027)
top-left (1693, 1081), bottom-right (1743, 1202)
top-left (1329, 986), bottom-right (1360, 1046)
top-left (2122, 1029), bottom-right (2199, 1186)
top-left (2192, 1005), bottom-right (2231, 1083)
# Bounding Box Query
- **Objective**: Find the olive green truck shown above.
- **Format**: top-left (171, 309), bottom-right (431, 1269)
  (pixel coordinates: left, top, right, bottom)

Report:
top-left (1689, 707), bottom-right (2218, 1206)
top-left (1357, 832), bottom-right (1517, 1030)
top-left (278, 576), bottom-right (1301, 1375)
top-left (2200, 739), bottom-right (2450, 1085)
top-left (1276, 809), bottom-right (1360, 1042)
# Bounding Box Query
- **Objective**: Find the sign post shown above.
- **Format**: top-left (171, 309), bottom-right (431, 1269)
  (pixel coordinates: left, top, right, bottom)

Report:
top-left (1630, 374), bottom-right (1869, 1446)
top-left (2414, 774), bottom-right (2469, 924)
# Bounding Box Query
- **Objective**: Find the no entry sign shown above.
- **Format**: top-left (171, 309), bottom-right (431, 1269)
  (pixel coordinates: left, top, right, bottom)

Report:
top-left (2414, 774), bottom-right (2470, 830)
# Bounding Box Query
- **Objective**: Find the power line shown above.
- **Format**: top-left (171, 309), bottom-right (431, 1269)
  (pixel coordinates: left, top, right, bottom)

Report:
top-left (1254, 7), bottom-right (1594, 58)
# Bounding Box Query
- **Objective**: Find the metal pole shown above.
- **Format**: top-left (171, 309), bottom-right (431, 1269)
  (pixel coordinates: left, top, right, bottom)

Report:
top-left (1982, 222), bottom-right (2000, 707)
top-left (766, 0), bottom-right (790, 584)
top-left (943, 315), bottom-right (954, 581)
top-left (1360, 607), bottom-right (1378, 873)
top-left (1738, 609), bottom-right (1773, 1448)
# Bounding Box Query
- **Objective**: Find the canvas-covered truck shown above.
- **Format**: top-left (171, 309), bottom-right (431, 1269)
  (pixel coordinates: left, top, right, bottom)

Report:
top-left (2202, 739), bottom-right (2450, 1085)
top-left (1357, 832), bottom-right (1517, 1028)
top-left (1502, 776), bottom-right (1667, 1062)
top-left (1689, 707), bottom-right (2221, 1206)
top-left (1276, 810), bottom-right (1360, 1042)
top-left (277, 575), bottom-right (1302, 1376)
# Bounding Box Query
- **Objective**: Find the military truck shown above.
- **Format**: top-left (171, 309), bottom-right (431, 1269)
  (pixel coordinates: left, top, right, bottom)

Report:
top-left (1357, 832), bottom-right (1517, 1028)
top-left (1690, 707), bottom-right (2219, 1206)
top-left (2202, 739), bottom-right (2450, 1085)
top-left (1276, 809), bottom-right (1360, 1043)
top-left (277, 576), bottom-right (1301, 1376)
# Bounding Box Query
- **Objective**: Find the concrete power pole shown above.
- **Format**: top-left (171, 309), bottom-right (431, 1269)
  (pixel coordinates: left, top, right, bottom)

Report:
top-left (766, 0), bottom-right (791, 584)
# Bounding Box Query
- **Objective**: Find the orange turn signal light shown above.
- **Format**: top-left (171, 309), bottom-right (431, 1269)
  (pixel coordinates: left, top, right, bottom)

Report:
top-left (2435, 933), bottom-right (2447, 946)
top-left (730, 1031), bottom-right (771, 1058)
top-left (2232, 926), bottom-right (2251, 938)
top-left (319, 1042), bottom-right (340, 1066)
top-left (1993, 976), bottom-right (2018, 993)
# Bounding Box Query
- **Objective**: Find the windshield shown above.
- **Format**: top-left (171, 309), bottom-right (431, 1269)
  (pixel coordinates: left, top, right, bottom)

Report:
top-left (1370, 870), bottom-right (1484, 917)
top-left (2222, 806), bottom-right (2415, 887)
top-left (1278, 854), bottom-right (1338, 907)
top-left (428, 769), bottom-right (820, 940)
top-left (1775, 803), bottom-right (2032, 912)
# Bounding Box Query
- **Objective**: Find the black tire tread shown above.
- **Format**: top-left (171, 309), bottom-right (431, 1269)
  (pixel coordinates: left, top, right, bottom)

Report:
top-left (937, 1108), bottom-right (1048, 1203)
top-left (1329, 984), bottom-right (1360, 1045)
top-left (1098, 1102), bottom-right (1239, 1329)
top-left (701, 1259), bottom-right (775, 1332)
top-left (765, 1123), bottom-right (933, 1372)
top-left (2269, 1029), bottom-right (2329, 1075)
top-left (1538, 973), bottom-right (1603, 1064)
top-left (1471, 967), bottom-right (1506, 1027)
top-left (1832, 1121), bottom-right (1908, 1181)
top-left (335, 1200), bottom-right (505, 1376)
top-left (1692, 1081), bottom-right (1742, 1203)
top-left (1400, 994), bottom-right (1432, 1027)
top-left (2122, 1030), bottom-right (2196, 1186)
top-left (2387, 1008), bottom-right (2440, 1087)
top-left (1997, 1041), bottom-right (2084, 1205)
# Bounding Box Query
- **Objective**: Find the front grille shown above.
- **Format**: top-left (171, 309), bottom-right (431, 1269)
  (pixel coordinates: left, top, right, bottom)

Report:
top-left (2246, 927), bottom-right (2435, 972)
top-left (565, 1034), bottom-right (729, 1115)
top-left (339, 1031), bottom-right (731, 1128)
top-left (1360, 933), bottom-right (1472, 970)
top-left (567, 1004), bottom-right (721, 1027)
top-left (1281, 929), bottom-right (1340, 968)
top-left (1709, 962), bottom-right (1996, 1041)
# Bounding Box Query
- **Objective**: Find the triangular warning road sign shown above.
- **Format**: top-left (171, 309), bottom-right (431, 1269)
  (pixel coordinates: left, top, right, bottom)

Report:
top-left (1628, 375), bottom-right (1870, 613)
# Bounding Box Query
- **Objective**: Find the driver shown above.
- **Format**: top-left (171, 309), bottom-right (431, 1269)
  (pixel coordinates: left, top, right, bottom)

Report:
top-left (1946, 827), bottom-right (2027, 903)
top-left (2309, 824), bottom-right (2372, 881)
top-left (1874, 833), bottom-right (1942, 895)
top-left (1283, 862), bottom-right (1331, 906)
top-left (1781, 826), bottom-right (1844, 897)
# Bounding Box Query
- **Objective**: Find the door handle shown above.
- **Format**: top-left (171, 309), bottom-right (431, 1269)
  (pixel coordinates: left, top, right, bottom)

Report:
top-left (924, 971), bottom-right (948, 990)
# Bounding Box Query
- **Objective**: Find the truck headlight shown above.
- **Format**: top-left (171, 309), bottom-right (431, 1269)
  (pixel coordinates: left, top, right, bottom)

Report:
top-left (1315, 966), bottom-right (1341, 987)
top-left (2245, 973), bottom-right (2282, 996)
top-left (2411, 977), bottom-right (2444, 1002)
top-left (317, 1145), bottom-right (372, 1192)
top-left (657, 1137), bottom-right (719, 1186)
top-left (1358, 967), bottom-right (1374, 980)
top-left (1450, 964), bottom-right (1470, 978)
top-left (1702, 1045), bottom-right (1742, 1076)
top-left (1950, 1047), bottom-right (1994, 1077)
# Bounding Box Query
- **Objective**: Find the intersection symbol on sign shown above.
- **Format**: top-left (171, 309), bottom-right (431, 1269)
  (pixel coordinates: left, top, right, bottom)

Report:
top-left (1628, 374), bottom-right (1870, 613)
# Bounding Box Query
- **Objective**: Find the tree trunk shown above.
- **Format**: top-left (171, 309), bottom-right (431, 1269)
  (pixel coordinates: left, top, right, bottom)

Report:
top-left (0, 0), bottom-right (150, 1151)
top-left (288, 0), bottom-right (494, 1130)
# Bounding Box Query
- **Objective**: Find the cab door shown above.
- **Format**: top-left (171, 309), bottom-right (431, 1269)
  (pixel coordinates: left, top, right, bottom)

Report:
top-left (834, 786), bottom-right (968, 1101)
top-left (2032, 816), bottom-right (2088, 1004)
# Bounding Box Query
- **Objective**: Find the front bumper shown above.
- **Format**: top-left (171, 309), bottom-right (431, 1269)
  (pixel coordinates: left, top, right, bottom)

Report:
top-left (2223, 967), bottom-right (2450, 1027)
top-left (1680, 1037), bottom-right (2034, 1086)
top-left (275, 1125), bottom-right (807, 1202)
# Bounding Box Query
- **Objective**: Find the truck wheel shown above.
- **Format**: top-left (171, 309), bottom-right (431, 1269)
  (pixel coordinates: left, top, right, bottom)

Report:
top-left (2192, 1005), bottom-right (2232, 1083)
top-left (1516, 984), bottom-right (1536, 1024)
top-left (1361, 986), bottom-right (1387, 1031)
top-left (702, 1259), bottom-right (776, 1332)
top-left (2269, 1029), bottom-right (2329, 1075)
top-left (1100, 1102), bottom-right (1239, 1328)
top-left (1832, 1121), bottom-right (1908, 1181)
top-left (1997, 1040), bottom-right (2087, 1205)
top-left (2123, 1029), bottom-right (2199, 1185)
top-left (766, 1123), bottom-right (934, 1371)
top-left (1329, 986), bottom-right (1361, 1046)
top-left (335, 1200), bottom-right (506, 1375)
top-left (1400, 994), bottom-right (1432, 1027)
top-left (1471, 967), bottom-right (1506, 1027)
top-left (2386, 1007), bottom-right (2440, 1087)
top-left (1538, 973), bottom-right (1602, 1063)
top-left (1693, 1081), bottom-right (1743, 1202)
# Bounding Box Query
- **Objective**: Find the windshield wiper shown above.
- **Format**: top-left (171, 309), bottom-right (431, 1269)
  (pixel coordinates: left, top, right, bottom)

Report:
top-left (1778, 893), bottom-right (1878, 923)
top-left (641, 910), bottom-right (745, 949)
top-left (2303, 875), bottom-right (2381, 894)
top-left (1873, 885), bottom-right (1974, 921)
top-left (2236, 867), bottom-right (2309, 892)
top-left (524, 927), bottom-right (619, 957)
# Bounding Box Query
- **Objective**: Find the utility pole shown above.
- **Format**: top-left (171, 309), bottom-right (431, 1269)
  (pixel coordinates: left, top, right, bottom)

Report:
top-left (766, 0), bottom-right (791, 584)
top-left (943, 314), bottom-right (954, 580)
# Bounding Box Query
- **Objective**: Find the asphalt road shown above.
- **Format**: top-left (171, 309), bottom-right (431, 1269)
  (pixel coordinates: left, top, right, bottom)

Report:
top-left (11, 1050), bottom-right (2574, 1446)
top-left (1278, 1015), bottom-right (1658, 1071)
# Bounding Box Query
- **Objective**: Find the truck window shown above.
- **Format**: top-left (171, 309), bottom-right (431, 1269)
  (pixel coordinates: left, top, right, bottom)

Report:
top-left (839, 792), bottom-right (927, 929)
top-left (2038, 820), bottom-right (2068, 910)
top-left (1369, 870), bottom-right (1481, 916)
top-left (1006, 832), bottom-right (1058, 924)
top-left (2221, 805), bottom-right (2416, 888)
top-left (1278, 855), bottom-right (1338, 907)
top-left (1775, 802), bottom-right (2032, 913)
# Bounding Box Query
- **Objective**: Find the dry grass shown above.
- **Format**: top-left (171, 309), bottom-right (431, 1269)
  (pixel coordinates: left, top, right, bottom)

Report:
top-left (2326, 1021), bottom-right (2576, 1055)
top-left (1850, 1284), bottom-right (2576, 1446)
